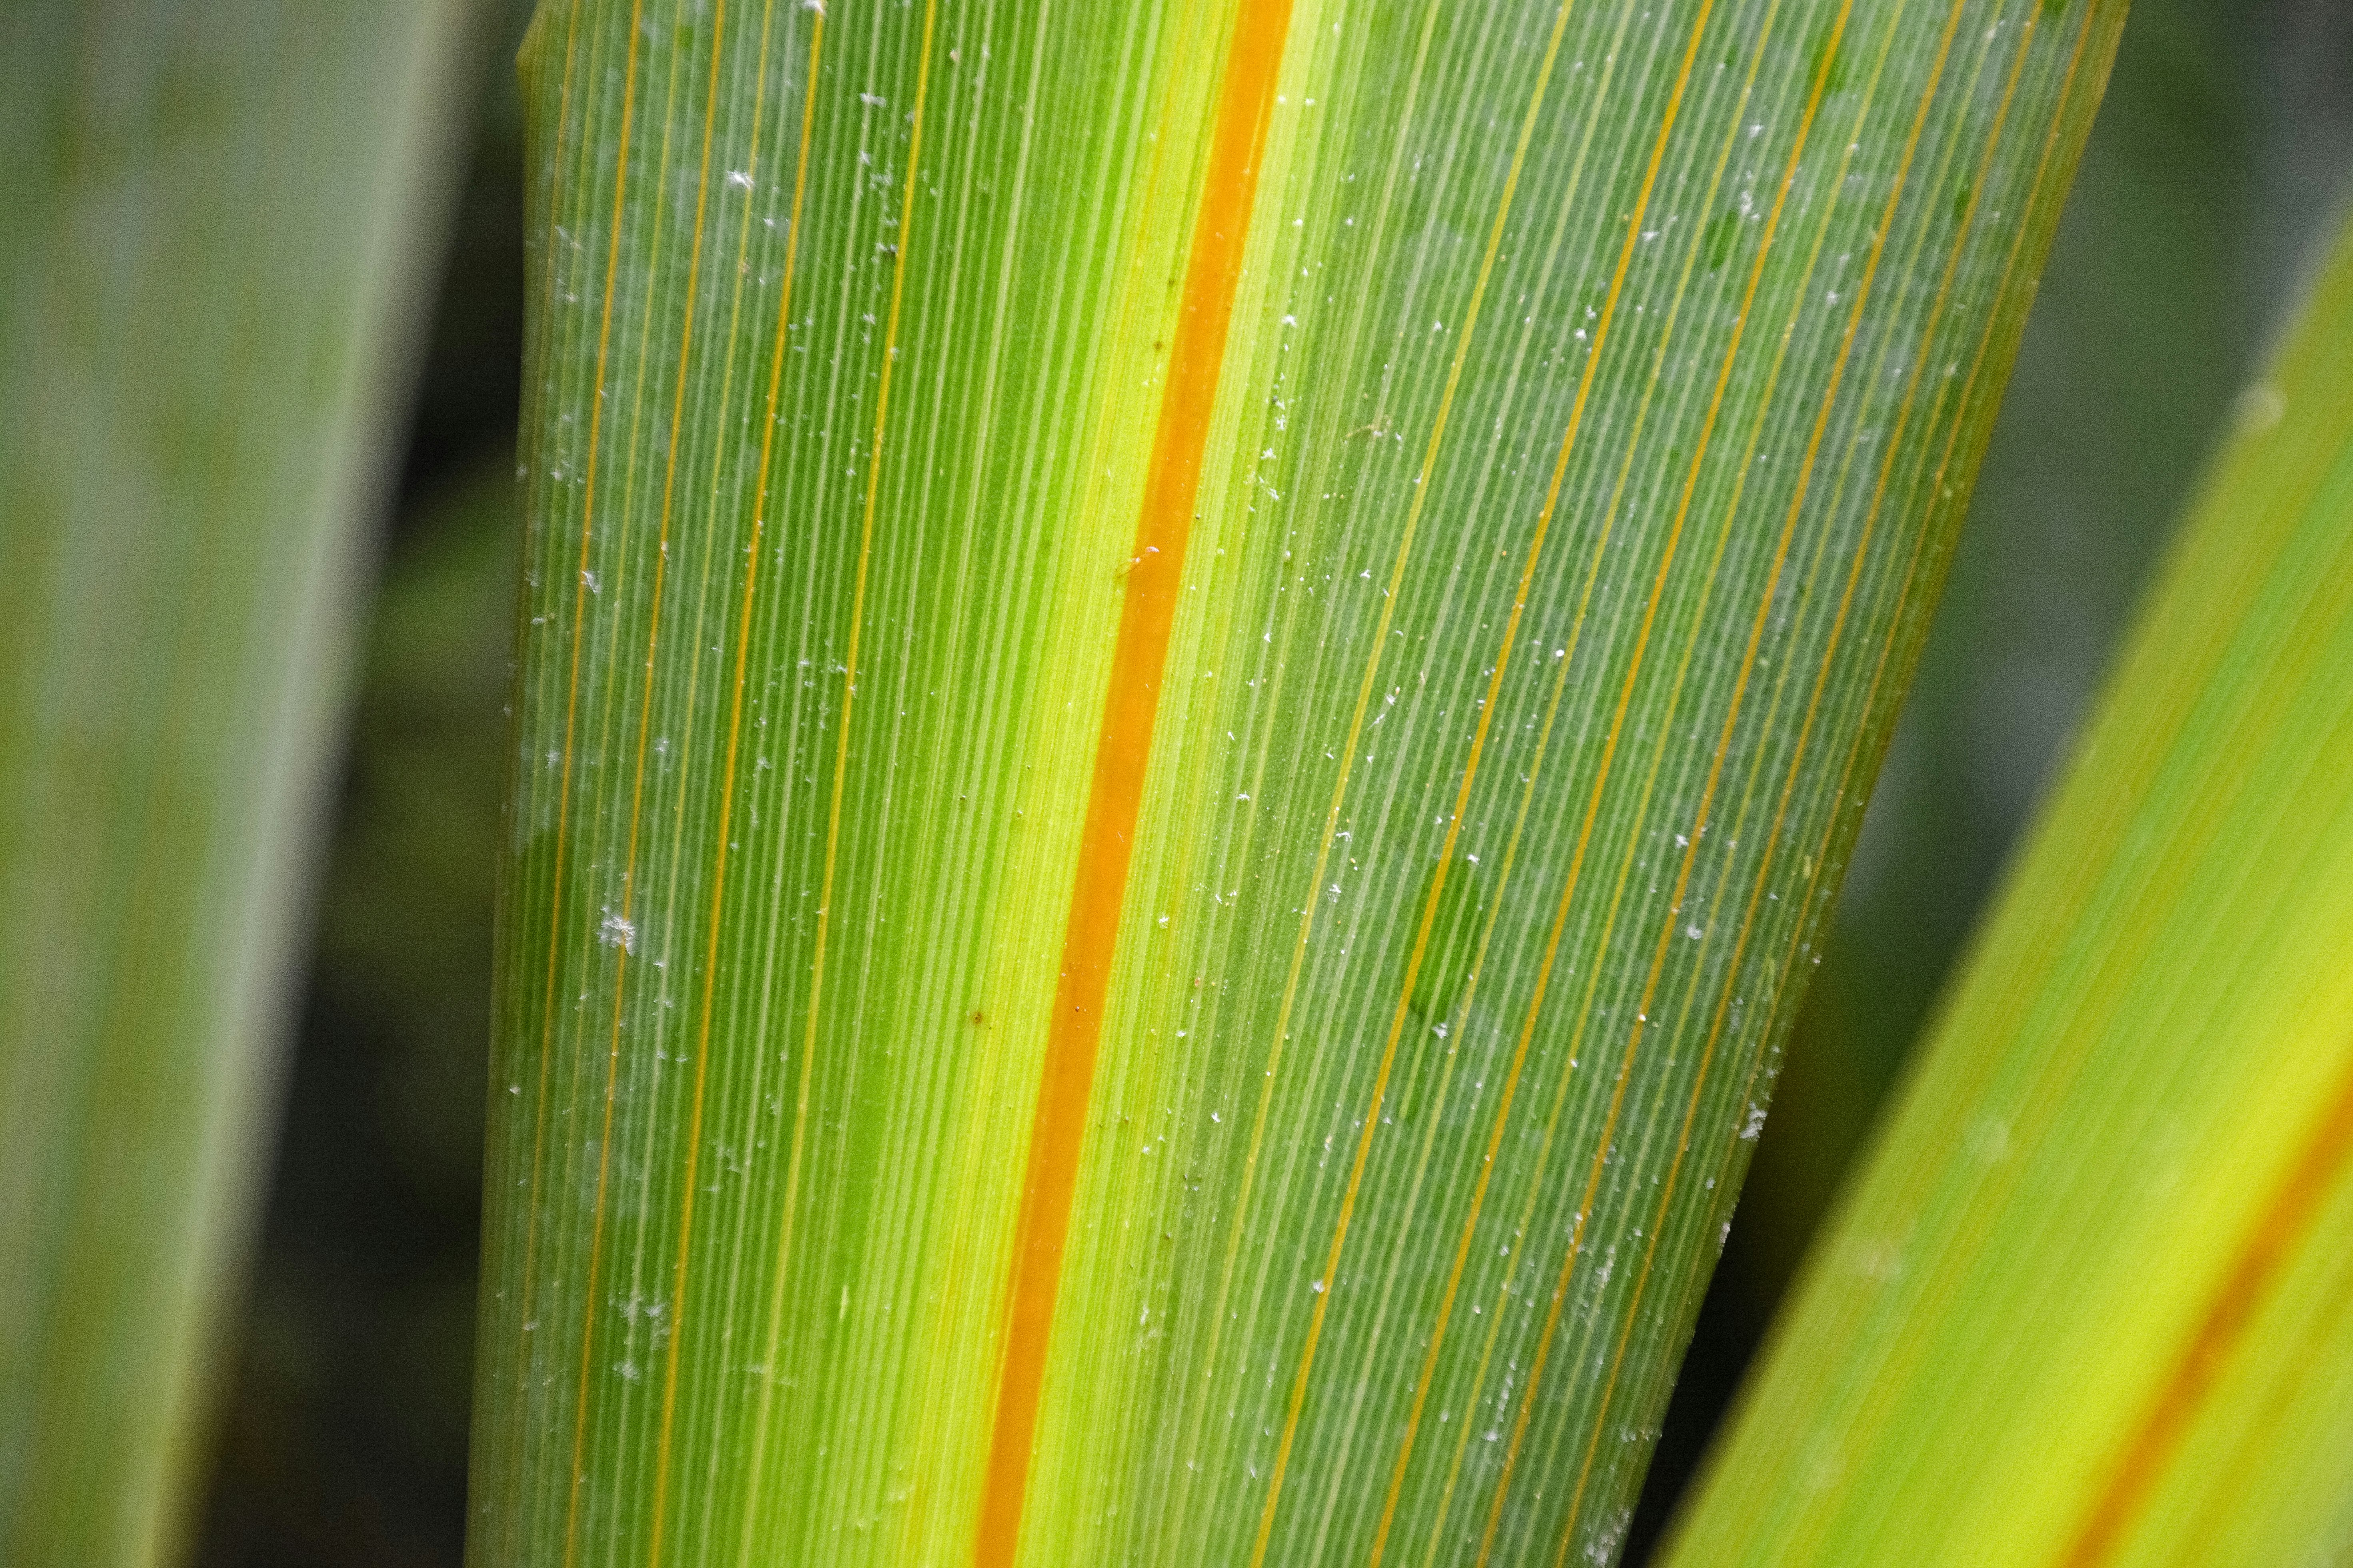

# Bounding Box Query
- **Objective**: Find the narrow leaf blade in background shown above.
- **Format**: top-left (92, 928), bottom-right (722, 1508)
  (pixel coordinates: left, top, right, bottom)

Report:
top-left (473, 0), bottom-right (2121, 1562)
top-left (0, 4), bottom-right (476, 1561)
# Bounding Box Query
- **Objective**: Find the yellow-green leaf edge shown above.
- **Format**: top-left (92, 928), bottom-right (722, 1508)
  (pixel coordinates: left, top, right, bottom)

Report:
top-left (1664, 209), bottom-right (2353, 1566)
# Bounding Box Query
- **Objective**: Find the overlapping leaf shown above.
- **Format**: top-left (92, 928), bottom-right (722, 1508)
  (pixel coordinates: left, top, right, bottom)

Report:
top-left (1665, 207), bottom-right (2353, 1568)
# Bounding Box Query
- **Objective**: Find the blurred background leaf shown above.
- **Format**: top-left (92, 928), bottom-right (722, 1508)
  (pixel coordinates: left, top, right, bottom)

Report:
top-left (0, 2), bottom-right (478, 1564)
top-left (192, 9), bottom-right (536, 1561)
top-left (197, 465), bottom-right (516, 1568)
top-left (170, 0), bottom-right (2353, 1564)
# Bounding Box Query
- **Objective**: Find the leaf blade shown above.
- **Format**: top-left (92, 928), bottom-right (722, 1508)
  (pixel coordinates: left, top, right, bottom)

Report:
top-left (472, 1), bottom-right (2121, 1562)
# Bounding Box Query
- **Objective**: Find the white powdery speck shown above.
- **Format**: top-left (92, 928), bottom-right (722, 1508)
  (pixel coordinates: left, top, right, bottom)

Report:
top-left (599, 910), bottom-right (637, 954)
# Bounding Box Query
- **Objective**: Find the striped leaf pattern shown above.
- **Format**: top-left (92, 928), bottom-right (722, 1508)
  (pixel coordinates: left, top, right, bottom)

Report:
top-left (471, 0), bottom-right (2120, 1562)
top-left (1664, 207), bottom-right (2353, 1568)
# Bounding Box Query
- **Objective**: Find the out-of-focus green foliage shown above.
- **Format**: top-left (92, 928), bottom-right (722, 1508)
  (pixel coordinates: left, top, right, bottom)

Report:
top-left (0, 4), bottom-right (474, 1562)
top-left (199, 467), bottom-right (516, 1566)
top-left (197, 14), bottom-right (533, 1556)
top-left (11, 1), bottom-right (2323, 1565)
top-left (1667, 205), bottom-right (2353, 1568)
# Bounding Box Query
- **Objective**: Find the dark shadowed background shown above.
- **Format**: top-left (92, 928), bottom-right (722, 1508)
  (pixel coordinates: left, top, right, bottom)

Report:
top-left (190, 4), bottom-right (2353, 1562)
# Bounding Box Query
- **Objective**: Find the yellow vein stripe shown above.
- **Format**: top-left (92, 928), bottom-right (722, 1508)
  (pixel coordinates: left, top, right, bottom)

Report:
top-left (1223, 6), bottom-right (1577, 1384)
top-left (974, 1), bottom-right (1296, 1560)
top-left (1462, 8), bottom-right (1854, 1556)
top-left (503, 2), bottom-right (589, 1550)
top-left (534, 0), bottom-right (629, 1239)
top-left (572, 0), bottom-right (694, 1100)
top-left (1739, 95), bottom-right (2139, 1538)
top-left (1293, 0), bottom-right (1759, 1545)
top-left (1876, 247), bottom-right (2302, 1373)
top-left (733, 12), bottom-right (828, 1563)
top-left (1546, 0), bottom-right (1954, 1544)
top-left (1482, 8), bottom-right (1872, 1538)
top-left (642, 2), bottom-right (871, 1561)
top-left (1170, 0), bottom-right (1448, 1516)
top-left (1364, 6), bottom-right (1794, 1550)
top-left (773, 6), bottom-right (945, 1539)
top-left (1528, 16), bottom-right (1914, 1514)
top-left (2173, 1178), bottom-right (2353, 1562)
top-left (672, 4), bottom-right (813, 1556)
top-left (771, 9), bottom-right (924, 1426)
top-left (1718, 5), bottom-right (2057, 1317)
top-left (865, 0), bottom-right (1061, 1542)
top-left (558, 10), bottom-right (726, 1562)
top-left (608, 26), bottom-right (695, 587)
top-left (1844, 3), bottom-right (2106, 1203)
top-left (515, 0), bottom-right (587, 525)
top-left (2062, 407), bottom-right (2353, 1568)
top-left (1236, 4), bottom-right (1596, 1554)
top-left (1415, 55), bottom-right (1803, 1568)
top-left (1404, 52), bottom-right (1790, 1550)
top-left (508, 0), bottom-right (594, 1462)
top-left (1835, 1), bottom-right (2097, 1081)
top-left (531, 15), bottom-right (640, 1476)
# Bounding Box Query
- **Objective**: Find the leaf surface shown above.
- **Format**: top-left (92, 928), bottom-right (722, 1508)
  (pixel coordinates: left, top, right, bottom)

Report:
top-left (473, 0), bottom-right (2120, 1562)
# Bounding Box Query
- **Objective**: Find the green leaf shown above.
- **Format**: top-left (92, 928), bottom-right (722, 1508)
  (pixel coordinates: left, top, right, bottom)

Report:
top-left (1662, 210), bottom-right (2353, 1566)
top-left (471, 0), bottom-right (2120, 1562)
top-left (0, 4), bottom-right (476, 1562)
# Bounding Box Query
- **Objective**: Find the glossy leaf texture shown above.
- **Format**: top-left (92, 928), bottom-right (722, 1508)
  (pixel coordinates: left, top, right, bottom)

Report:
top-left (471, 0), bottom-right (2120, 1563)
top-left (1663, 210), bottom-right (2353, 1566)
top-left (0, 3), bottom-right (476, 1563)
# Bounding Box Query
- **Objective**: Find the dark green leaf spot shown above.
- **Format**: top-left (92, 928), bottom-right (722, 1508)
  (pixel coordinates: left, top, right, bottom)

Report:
top-left (1704, 210), bottom-right (1740, 272)
top-left (1407, 858), bottom-right (1489, 1028)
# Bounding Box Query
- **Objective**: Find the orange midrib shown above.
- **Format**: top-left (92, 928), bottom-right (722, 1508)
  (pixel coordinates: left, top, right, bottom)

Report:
top-left (969, 4), bottom-right (1294, 1562)
top-left (2062, 1039), bottom-right (2353, 1568)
